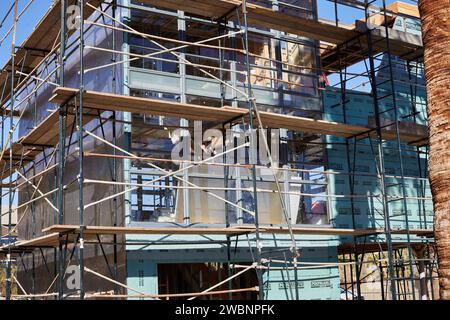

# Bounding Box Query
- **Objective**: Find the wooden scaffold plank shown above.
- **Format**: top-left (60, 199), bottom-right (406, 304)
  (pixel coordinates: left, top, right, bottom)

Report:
top-left (50, 87), bottom-right (429, 144)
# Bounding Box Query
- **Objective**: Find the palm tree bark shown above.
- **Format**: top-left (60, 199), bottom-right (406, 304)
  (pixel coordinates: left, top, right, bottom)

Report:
top-left (419, 0), bottom-right (450, 300)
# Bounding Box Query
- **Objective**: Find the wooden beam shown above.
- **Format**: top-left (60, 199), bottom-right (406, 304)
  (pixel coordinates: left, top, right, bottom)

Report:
top-left (84, 287), bottom-right (259, 299)
top-left (41, 224), bottom-right (385, 237)
top-left (43, 225), bottom-right (253, 236)
top-left (321, 22), bottom-right (423, 71)
top-left (0, 233), bottom-right (58, 253)
top-left (41, 224), bottom-right (434, 238)
top-left (390, 228), bottom-right (434, 237)
top-left (13, 233), bottom-right (60, 247)
top-left (387, 1), bottom-right (420, 19)
top-left (238, 225), bottom-right (381, 236)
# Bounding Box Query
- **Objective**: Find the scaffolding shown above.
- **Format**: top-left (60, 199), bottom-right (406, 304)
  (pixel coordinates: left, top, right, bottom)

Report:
top-left (0, 0), bottom-right (437, 300)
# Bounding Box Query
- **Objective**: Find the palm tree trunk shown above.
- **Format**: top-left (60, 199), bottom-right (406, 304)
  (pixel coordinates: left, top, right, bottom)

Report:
top-left (419, 0), bottom-right (450, 300)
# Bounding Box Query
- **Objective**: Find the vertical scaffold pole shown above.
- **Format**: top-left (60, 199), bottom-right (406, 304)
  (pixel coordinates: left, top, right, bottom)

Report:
top-left (380, 0), bottom-right (416, 299)
top-left (364, 2), bottom-right (397, 299)
top-left (217, 17), bottom-right (233, 299)
top-left (111, 0), bottom-right (119, 295)
top-left (242, 0), bottom-right (264, 300)
top-left (337, 45), bottom-right (362, 299)
top-left (6, 0), bottom-right (19, 301)
top-left (78, 0), bottom-right (86, 300)
top-left (58, 0), bottom-right (67, 300)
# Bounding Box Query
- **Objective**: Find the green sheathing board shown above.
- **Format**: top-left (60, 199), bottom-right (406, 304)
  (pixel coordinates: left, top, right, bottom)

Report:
top-left (263, 246), bottom-right (340, 300)
top-left (322, 47), bottom-right (433, 243)
top-left (126, 234), bottom-right (340, 300)
top-left (127, 257), bottom-right (158, 299)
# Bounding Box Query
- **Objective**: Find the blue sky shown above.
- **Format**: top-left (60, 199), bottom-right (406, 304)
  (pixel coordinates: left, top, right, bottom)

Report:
top-left (0, 0), bottom-right (53, 67)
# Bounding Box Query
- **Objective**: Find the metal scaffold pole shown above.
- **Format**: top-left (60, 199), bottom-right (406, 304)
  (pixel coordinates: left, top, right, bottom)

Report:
top-left (364, 0), bottom-right (396, 300)
top-left (111, 0), bottom-right (119, 295)
top-left (6, 0), bottom-right (19, 301)
top-left (58, 0), bottom-right (67, 300)
top-left (336, 44), bottom-right (362, 299)
top-left (242, 0), bottom-right (264, 300)
top-left (380, 0), bottom-right (416, 300)
top-left (78, 0), bottom-right (86, 300)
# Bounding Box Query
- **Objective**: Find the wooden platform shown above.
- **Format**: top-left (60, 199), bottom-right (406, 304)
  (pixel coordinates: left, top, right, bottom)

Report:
top-left (140, 0), bottom-right (423, 68)
top-left (0, 106), bottom-right (97, 179)
top-left (50, 87), bottom-right (429, 144)
top-left (0, 110), bottom-right (62, 179)
top-left (42, 224), bottom-right (380, 237)
top-left (368, 116), bottom-right (429, 147)
top-left (41, 224), bottom-right (432, 238)
top-left (0, 233), bottom-right (59, 255)
top-left (321, 21), bottom-right (423, 71)
top-left (13, 233), bottom-right (61, 248)
top-left (0, 86), bottom-right (429, 179)
top-left (43, 225), bottom-right (253, 236)
top-left (50, 87), bottom-right (369, 137)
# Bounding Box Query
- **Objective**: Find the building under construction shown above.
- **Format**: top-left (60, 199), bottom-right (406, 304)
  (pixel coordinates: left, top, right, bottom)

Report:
top-left (0, 0), bottom-right (438, 300)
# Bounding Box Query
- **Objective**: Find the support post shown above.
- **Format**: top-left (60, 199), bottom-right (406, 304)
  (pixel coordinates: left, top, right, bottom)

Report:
top-left (6, 0), bottom-right (19, 301)
top-left (111, 0), bottom-right (119, 296)
top-left (380, 0), bottom-right (415, 299)
top-left (58, 0), bottom-right (67, 300)
top-left (365, 17), bottom-right (397, 300)
top-left (78, 0), bottom-right (86, 300)
top-left (242, 0), bottom-right (264, 300)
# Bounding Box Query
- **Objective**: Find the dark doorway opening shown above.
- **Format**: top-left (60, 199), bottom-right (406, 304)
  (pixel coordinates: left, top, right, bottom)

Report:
top-left (158, 262), bottom-right (258, 300)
